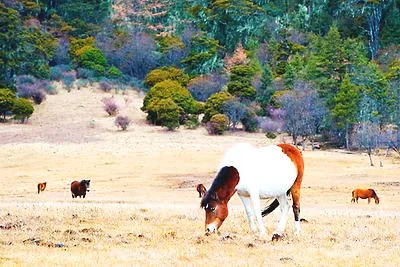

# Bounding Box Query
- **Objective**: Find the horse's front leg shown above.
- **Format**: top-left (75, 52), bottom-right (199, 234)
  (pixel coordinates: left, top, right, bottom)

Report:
top-left (249, 193), bottom-right (267, 237)
top-left (272, 195), bottom-right (290, 241)
top-left (238, 195), bottom-right (257, 233)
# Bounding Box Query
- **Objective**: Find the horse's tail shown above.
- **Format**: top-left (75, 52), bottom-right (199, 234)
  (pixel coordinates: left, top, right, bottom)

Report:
top-left (261, 199), bottom-right (279, 217)
top-left (351, 190), bottom-right (356, 202)
top-left (261, 190), bottom-right (290, 217)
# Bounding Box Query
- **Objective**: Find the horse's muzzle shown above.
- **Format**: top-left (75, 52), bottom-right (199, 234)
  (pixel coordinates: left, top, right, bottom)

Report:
top-left (205, 224), bottom-right (217, 235)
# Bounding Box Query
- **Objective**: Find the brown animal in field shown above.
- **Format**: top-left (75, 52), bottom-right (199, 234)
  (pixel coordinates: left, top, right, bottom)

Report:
top-left (37, 182), bottom-right (46, 194)
top-left (71, 180), bottom-right (90, 198)
top-left (196, 184), bottom-right (206, 198)
top-left (351, 188), bottom-right (379, 204)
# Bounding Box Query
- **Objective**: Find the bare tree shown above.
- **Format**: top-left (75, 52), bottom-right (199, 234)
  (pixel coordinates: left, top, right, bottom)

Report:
top-left (350, 122), bottom-right (387, 166)
top-left (278, 80), bottom-right (326, 148)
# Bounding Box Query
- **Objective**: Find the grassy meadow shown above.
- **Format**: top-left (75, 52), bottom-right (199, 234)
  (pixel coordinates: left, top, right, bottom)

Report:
top-left (1, 87), bottom-right (399, 266)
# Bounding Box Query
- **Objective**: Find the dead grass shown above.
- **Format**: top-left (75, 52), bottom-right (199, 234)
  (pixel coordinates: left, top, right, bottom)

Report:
top-left (0, 86), bottom-right (399, 266)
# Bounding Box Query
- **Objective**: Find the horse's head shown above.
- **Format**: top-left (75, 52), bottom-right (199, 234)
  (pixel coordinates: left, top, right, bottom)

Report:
top-left (197, 166), bottom-right (239, 234)
top-left (80, 179), bottom-right (91, 191)
top-left (374, 196), bottom-right (380, 204)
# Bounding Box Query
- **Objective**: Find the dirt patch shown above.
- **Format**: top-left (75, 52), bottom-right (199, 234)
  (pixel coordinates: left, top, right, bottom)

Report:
top-left (375, 181), bottom-right (400, 187)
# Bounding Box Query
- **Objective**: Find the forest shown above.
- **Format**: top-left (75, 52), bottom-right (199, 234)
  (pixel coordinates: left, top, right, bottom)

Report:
top-left (0, 0), bottom-right (399, 152)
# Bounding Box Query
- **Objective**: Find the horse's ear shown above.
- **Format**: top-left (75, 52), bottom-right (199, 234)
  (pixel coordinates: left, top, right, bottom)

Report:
top-left (196, 184), bottom-right (207, 198)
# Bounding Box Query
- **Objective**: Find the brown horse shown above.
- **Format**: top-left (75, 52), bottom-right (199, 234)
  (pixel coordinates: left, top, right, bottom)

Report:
top-left (197, 143), bottom-right (304, 241)
top-left (351, 188), bottom-right (379, 204)
top-left (71, 180), bottom-right (90, 198)
top-left (37, 182), bottom-right (46, 194)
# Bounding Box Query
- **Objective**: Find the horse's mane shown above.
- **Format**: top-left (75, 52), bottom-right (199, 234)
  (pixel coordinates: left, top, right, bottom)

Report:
top-left (201, 166), bottom-right (232, 208)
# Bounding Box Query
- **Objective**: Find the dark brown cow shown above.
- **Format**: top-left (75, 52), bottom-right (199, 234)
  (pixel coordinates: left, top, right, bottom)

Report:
top-left (71, 180), bottom-right (91, 198)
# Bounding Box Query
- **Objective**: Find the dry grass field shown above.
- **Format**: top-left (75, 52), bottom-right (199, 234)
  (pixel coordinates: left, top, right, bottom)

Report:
top-left (1, 86), bottom-right (399, 266)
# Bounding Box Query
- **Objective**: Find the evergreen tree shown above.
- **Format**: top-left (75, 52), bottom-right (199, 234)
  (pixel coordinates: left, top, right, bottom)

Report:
top-left (227, 65), bottom-right (257, 101)
top-left (257, 65), bottom-right (275, 111)
top-left (332, 75), bottom-right (361, 149)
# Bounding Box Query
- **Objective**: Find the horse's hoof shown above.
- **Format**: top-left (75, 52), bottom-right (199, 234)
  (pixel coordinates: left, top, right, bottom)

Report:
top-left (271, 233), bottom-right (283, 241)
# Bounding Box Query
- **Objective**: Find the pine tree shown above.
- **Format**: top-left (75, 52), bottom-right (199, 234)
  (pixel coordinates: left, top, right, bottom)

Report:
top-left (332, 75), bottom-right (361, 149)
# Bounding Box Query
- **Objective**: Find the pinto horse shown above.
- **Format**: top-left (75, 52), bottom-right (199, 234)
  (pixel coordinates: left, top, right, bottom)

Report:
top-left (71, 180), bottom-right (91, 198)
top-left (197, 143), bottom-right (304, 241)
top-left (351, 188), bottom-right (379, 204)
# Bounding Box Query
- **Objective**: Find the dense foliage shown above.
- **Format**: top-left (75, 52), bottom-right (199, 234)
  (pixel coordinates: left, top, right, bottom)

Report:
top-left (0, 88), bottom-right (34, 122)
top-left (1, 0), bottom-right (399, 149)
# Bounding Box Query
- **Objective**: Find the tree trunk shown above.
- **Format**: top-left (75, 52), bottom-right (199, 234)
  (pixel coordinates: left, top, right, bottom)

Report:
top-left (366, 4), bottom-right (382, 59)
top-left (368, 150), bottom-right (374, 166)
top-left (345, 123), bottom-right (350, 150)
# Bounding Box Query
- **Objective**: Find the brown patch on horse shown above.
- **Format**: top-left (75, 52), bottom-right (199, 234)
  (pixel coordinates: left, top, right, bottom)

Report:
top-left (37, 182), bottom-right (46, 194)
top-left (196, 184), bottom-right (207, 198)
top-left (200, 166), bottom-right (240, 233)
top-left (351, 188), bottom-right (379, 204)
top-left (277, 144), bottom-right (304, 221)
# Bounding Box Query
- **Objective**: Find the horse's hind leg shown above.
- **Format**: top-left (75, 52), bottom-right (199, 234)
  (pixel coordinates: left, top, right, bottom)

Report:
top-left (272, 195), bottom-right (290, 241)
top-left (291, 187), bottom-right (301, 234)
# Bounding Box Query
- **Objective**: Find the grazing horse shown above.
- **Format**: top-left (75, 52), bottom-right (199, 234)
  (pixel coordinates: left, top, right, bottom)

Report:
top-left (71, 180), bottom-right (91, 198)
top-left (37, 182), bottom-right (46, 194)
top-left (351, 188), bottom-right (379, 204)
top-left (197, 143), bottom-right (304, 241)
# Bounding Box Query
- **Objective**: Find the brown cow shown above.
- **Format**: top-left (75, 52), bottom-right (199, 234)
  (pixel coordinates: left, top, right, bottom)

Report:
top-left (37, 182), bottom-right (46, 194)
top-left (351, 188), bottom-right (379, 204)
top-left (71, 180), bottom-right (91, 198)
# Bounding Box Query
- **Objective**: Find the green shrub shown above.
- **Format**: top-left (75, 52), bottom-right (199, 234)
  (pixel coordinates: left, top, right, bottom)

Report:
top-left (241, 110), bottom-right (259, 132)
top-left (12, 98), bottom-right (34, 123)
top-left (0, 89), bottom-right (16, 120)
top-left (69, 37), bottom-right (96, 62)
top-left (157, 35), bottom-right (184, 53)
top-left (108, 65), bottom-right (122, 78)
top-left (142, 80), bottom-right (199, 124)
top-left (78, 47), bottom-right (107, 76)
top-left (227, 65), bottom-right (256, 100)
top-left (266, 132), bottom-right (277, 139)
top-left (207, 114), bottom-right (229, 135)
top-left (143, 67), bottom-right (190, 88)
top-left (202, 91), bottom-right (234, 123)
top-left (183, 114), bottom-right (200, 129)
top-left (147, 98), bottom-right (182, 130)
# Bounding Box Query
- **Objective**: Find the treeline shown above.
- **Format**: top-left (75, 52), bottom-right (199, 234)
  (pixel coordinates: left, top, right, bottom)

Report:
top-left (0, 0), bottom-right (399, 153)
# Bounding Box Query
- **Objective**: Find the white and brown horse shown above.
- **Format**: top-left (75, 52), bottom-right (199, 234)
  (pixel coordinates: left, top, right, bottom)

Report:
top-left (351, 188), bottom-right (379, 204)
top-left (197, 143), bottom-right (304, 241)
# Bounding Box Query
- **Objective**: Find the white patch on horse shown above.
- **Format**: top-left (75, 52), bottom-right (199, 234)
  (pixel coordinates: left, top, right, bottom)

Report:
top-left (294, 220), bottom-right (301, 234)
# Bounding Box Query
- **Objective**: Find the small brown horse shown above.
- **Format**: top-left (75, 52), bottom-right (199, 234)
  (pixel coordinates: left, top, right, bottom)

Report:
top-left (37, 182), bottom-right (46, 194)
top-left (351, 188), bottom-right (379, 204)
top-left (71, 180), bottom-right (90, 198)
